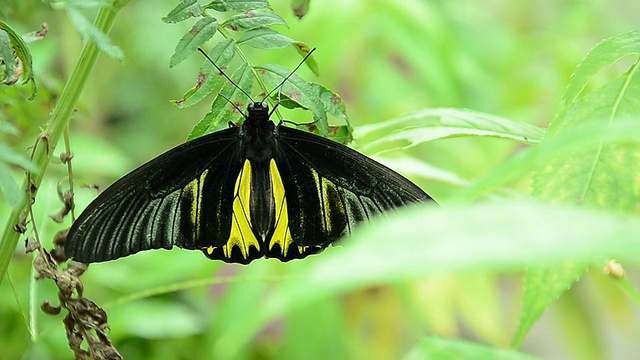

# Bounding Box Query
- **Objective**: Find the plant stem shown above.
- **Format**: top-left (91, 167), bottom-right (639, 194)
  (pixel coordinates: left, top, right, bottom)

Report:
top-left (0, 1), bottom-right (127, 286)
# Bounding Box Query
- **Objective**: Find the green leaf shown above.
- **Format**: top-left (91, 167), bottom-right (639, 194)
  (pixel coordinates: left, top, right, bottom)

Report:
top-left (222, 10), bottom-right (287, 31)
top-left (562, 30), bottom-right (640, 108)
top-left (109, 299), bottom-right (207, 338)
top-left (404, 337), bottom-right (540, 360)
top-left (355, 108), bottom-right (544, 154)
top-left (0, 20), bottom-right (37, 98)
top-left (170, 17), bottom-right (218, 67)
top-left (173, 39), bottom-right (235, 108)
top-left (292, 41), bottom-right (319, 75)
top-left (255, 63), bottom-right (327, 134)
top-left (290, 0), bottom-right (310, 19)
top-left (0, 162), bottom-right (22, 207)
top-left (0, 29), bottom-right (15, 83)
top-left (215, 201), bottom-right (640, 357)
top-left (205, 0), bottom-right (270, 12)
top-left (187, 63), bottom-right (254, 139)
top-left (66, 8), bottom-right (124, 61)
top-left (162, 0), bottom-right (203, 23)
top-left (512, 264), bottom-right (588, 347)
top-left (310, 82), bottom-right (348, 121)
top-left (237, 27), bottom-right (295, 49)
top-left (520, 30), bottom-right (640, 348)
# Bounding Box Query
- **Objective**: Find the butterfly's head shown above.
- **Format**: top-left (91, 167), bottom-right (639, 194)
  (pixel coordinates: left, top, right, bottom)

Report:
top-left (247, 102), bottom-right (269, 115)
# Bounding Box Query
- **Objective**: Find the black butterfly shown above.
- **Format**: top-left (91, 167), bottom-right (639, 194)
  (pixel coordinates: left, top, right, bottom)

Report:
top-left (65, 53), bottom-right (433, 264)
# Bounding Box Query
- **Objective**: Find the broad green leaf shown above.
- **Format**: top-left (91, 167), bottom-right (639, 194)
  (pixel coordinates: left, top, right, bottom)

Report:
top-left (169, 17), bottom-right (218, 67)
top-left (173, 39), bottom-right (235, 108)
top-left (214, 201), bottom-right (640, 358)
top-left (205, 0), bottom-right (270, 12)
top-left (162, 0), bottom-right (203, 23)
top-left (404, 337), bottom-right (540, 360)
top-left (222, 10), bottom-right (287, 31)
top-left (255, 63), bottom-right (327, 134)
top-left (355, 108), bottom-right (544, 154)
top-left (237, 27), bottom-right (295, 49)
top-left (452, 120), bottom-right (640, 202)
top-left (521, 30), bottom-right (640, 349)
top-left (187, 63), bottom-right (253, 139)
top-left (66, 8), bottom-right (124, 61)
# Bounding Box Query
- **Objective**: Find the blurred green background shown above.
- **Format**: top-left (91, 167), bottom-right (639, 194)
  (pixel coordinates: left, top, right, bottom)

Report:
top-left (2, 0), bottom-right (640, 359)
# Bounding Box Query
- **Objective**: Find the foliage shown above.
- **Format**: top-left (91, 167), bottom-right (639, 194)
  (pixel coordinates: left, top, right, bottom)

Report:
top-left (1, 0), bottom-right (640, 359)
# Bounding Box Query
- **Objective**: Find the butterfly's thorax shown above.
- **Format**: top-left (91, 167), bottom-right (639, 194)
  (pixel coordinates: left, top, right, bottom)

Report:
top-left (242, 103), bottom-right (277, 241)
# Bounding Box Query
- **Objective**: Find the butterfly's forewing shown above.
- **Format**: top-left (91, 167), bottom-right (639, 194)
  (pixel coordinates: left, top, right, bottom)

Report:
top-left (65, 128), bottom-right (244, 262)
top-left (271, 125), bottom-right (432, 250)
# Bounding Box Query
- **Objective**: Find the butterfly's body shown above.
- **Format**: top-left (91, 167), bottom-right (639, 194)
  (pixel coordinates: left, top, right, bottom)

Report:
top-left (65, 102), bottom-right (432, 264)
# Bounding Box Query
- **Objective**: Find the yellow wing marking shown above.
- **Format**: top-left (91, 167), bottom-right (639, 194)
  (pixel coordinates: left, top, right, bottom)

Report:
top-left (221, 160), bottom-right (260, 259)
top-left (182, 169), bottom-right (209, 239)
top-left (268, 159), bottom-right (295, 256)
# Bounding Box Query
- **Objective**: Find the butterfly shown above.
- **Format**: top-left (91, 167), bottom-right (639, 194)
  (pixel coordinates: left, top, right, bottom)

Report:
top-left (64, 52), bottom-right (433, 264)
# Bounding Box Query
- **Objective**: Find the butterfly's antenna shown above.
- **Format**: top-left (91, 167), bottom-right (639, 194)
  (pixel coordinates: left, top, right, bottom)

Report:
top-left (218, 92), bottom-right (246, 117)
top-left (198, 47), bottom-right (255, 103)
top-left (266, 48), bottom-right (317, 117)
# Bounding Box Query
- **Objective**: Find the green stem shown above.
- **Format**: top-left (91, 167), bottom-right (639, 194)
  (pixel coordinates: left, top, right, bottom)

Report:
top-left (0, 1), bottom-right (127, 286)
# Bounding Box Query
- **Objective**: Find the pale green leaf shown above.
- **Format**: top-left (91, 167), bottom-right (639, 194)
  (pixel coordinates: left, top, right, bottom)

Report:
top-left (66, 8), bottom-right (124, 61)
top-left (404, 337), bottom-right (540, 360)
top-left (355, 108), bottom-right (544, 154)
top-left (214, 201), bottom-right (640, 357)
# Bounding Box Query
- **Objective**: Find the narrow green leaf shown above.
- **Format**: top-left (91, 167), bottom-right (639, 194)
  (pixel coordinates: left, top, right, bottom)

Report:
top-left (66, 8), bottom-right (124, 61)
top-left (187, 63), bottom-right (254, 139)
top-left (173, 39), bottom-right (235, 108)
top-left (255, 63), bottom-right (327, 134)
top-left (222, 10), bottom-right (287, 31)
top-left (205, 0), bottom-right (270, 12)
top-left (237, 28), bottom-right (294, 49)
top-left (162, 0), bottom-right (203, 23)
top-left (170, 17), bottom-right (218, 67)
top-left (355, 108), bottom-right (544, 154)
top-left (292, 41), bottom-right (319, 75)
top-left (404, 337), bottom-right (540, 360)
